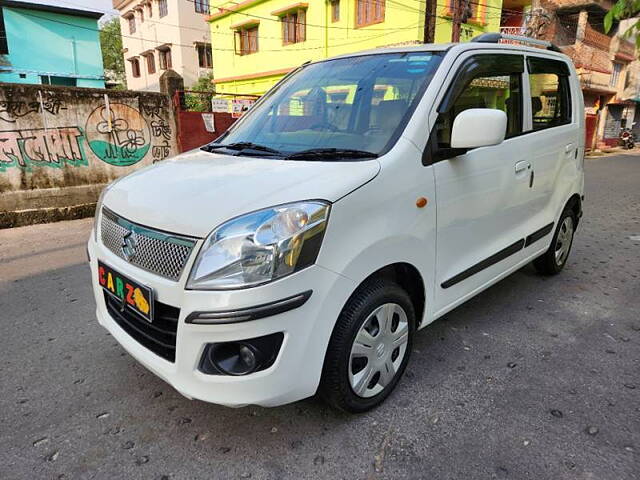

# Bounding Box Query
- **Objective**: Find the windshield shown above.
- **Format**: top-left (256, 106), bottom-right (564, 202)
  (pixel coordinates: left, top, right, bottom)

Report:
top-left (213, 52), bottom-right (443, 158)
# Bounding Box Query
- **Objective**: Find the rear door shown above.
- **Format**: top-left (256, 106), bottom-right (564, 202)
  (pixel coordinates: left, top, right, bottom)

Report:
top-left (523, 55), bottom-right (580, 250)
top-left (431, 52), bottom-right (536, 314)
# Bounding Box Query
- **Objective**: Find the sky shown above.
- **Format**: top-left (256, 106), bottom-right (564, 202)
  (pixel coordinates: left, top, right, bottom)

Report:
top-left (27, 0), bottom-right (119, 20)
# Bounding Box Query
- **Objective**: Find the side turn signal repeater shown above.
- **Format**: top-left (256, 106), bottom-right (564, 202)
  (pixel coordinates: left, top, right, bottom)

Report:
top-left (416, 197), bottom-right (428, 208)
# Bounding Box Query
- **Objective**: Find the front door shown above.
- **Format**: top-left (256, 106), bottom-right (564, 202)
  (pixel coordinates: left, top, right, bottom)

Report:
top-left (431, 52), bottom-right (536, 315)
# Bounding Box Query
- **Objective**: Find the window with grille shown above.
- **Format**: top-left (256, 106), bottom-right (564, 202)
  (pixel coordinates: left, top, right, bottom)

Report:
top-left (130, 58), bottom-right (140, 78)
top-left (611, 62), bottom-right (623, 87)
top-left (331, 0), bottom-right (340, 22)
top-left (355, 0), bottom-right (385, 27)
top-left (159, 48), bottom-right (172, 70)
top-left (281, 10), bottom-right (306, 45)
top-left (127, 14), bottom-right (136, 34)
top-left (158, 0), bottom-right (168, 17)
top-left (145, 53), bottom-right (156, 74)
top-left (195, 0), bottom-right (210, 14)
top-left (197, 43), bottom-right (213, 67)
top-left (235, 27), bottom-right (259, 55)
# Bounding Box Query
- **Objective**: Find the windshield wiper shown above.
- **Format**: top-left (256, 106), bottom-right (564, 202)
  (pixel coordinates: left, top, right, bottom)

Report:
top-left (285, 148), bottom-right (379, 160)
top-left (201, 142), bottom-right (283, 155)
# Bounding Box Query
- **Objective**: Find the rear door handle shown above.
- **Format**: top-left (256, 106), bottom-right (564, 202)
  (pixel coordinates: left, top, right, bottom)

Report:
top-left (515, 160), bottom-right (530, 174)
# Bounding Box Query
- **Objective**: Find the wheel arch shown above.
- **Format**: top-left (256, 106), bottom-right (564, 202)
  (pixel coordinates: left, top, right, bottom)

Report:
top-left (565, 193), bottom-right (582, 226)
top-left (348, 262), bottom-right (426, 327)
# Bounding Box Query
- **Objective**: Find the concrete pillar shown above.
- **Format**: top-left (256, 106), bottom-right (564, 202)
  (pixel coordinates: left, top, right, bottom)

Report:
top-left (576, 10), bottom-right (588, 43)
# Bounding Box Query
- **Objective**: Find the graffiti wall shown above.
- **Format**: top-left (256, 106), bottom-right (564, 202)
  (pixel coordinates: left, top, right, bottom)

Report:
top-left (0, 83), bottom-right (178, 227)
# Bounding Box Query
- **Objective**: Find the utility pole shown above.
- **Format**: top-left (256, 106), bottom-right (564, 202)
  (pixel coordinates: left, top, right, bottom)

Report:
top-left (451, 0), bottom-right (462, 42)
top-left (423, 0), bottom-right (436, 44)
top-left (451, 0), bottom-right (471, 42)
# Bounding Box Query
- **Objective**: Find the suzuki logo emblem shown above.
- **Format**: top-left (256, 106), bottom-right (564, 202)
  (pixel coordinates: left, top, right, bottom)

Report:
top-left (121, 230), bottom-right (138, 261)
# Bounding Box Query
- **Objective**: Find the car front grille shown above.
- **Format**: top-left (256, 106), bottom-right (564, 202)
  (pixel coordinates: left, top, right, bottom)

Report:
top-left (100, 208), bottom-right (197, 281)
top-left (104, 292), bottom-right (179, 362)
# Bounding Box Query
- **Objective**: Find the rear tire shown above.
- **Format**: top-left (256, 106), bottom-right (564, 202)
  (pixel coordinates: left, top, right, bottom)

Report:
top-left (319, 278), bottom-right (415, 413)
top-left (533, 207), bottom-right (577, 275)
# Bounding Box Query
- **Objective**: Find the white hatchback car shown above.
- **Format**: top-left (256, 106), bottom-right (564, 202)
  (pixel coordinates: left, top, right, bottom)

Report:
top-left (88, 34), bottom-right (584, 412)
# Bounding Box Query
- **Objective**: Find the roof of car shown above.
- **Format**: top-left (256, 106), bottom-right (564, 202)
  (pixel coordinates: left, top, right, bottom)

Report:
top-left (330, 41), bottom-right (569, 62)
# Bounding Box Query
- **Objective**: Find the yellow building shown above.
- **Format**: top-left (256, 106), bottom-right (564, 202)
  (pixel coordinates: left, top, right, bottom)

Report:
top-left (208, 0), bottom-right (504, 95)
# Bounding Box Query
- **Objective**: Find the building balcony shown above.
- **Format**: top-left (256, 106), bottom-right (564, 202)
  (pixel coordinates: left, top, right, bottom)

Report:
top-left (546, 0), bottom-right (614, 10)
top-left (582, 25), bottom-right (612, 50)
top-left (617, 38), bottom-right (636, 61)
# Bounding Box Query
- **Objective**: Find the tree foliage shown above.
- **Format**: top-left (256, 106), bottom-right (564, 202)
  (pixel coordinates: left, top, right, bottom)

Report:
top-left (184, 72), bottom-right (216, 112)
top-left (100, 18), bottom-right (126, 88)
top-left (605, 0), bottom-right (640, 47)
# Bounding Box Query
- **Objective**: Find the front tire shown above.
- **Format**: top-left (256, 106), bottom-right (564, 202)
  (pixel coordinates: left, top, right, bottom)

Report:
top-left (533, 208), bottom-right (576, 275)
top-left (319, 278), bottom-right (415, 413)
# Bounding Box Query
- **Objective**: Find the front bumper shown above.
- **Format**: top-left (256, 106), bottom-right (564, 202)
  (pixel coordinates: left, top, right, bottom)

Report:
top-left (87, 233), bottom-right (355, 407)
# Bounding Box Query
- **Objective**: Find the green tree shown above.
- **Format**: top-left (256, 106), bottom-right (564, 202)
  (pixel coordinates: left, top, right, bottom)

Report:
top-left (605, 0), bottom-right (640, 47)
top-left (184, 72), bottom-right (216, 112)
top-left (100, 18), bottom-right (126, 88)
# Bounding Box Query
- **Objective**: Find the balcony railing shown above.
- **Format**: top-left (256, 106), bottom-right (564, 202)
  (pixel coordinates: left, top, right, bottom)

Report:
top-left (583, 25), bottom-right (611, 50)
top-left (618, 39), bottom-right (636, 58)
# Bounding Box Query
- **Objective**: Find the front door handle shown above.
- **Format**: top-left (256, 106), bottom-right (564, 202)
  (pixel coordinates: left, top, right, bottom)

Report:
top-left (515, 160), bottom-right (530, 175)
top-left (565, 143), bottom-right (575, 153)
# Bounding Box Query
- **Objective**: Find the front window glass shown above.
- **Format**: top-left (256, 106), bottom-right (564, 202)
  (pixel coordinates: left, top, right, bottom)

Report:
top-left (218, 52), bottom-right (443, 157)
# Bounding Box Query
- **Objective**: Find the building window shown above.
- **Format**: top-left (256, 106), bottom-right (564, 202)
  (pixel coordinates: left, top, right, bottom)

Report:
top-left (235, 26), bottom-right (259, 55)
top-left (195, 0), bottom-right (210, 14)
top-left (127, 14), bottom-right (136, 34)
top-left (41, 76), bottom-right (77, 86)
top-left (355, 0), bottom-right (385, 27)
top-left (158, 47), bottom-right (172, 69)
top-left (158, 0), bottom-right (168, 17)
top-left (0, 9), bottom-right (8, 54)
top-left (139, 7), bottom-right (144, 23)
top-left (145, 53), bottom-right (156, 74)
top-left (129, 58), bottom-right (140, 77)
top-left (146, 2), bottom-right (152, 17)
top-left (197, 43), bottom-right (213, 67)
top-left (611, 62), bottom-right (623, 87)
top-left (331, 0), bottom-right (340, 22)
top-left (281, 9), bottom-right (306, 45)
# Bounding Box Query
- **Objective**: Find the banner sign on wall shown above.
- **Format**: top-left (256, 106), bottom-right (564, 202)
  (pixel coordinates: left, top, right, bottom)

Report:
top-left (211, 98), bottom-right (230, 113)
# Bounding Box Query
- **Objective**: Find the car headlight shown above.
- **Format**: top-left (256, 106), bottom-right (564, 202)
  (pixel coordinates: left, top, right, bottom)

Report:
top-left (187, 201), bottom-right (330, 290)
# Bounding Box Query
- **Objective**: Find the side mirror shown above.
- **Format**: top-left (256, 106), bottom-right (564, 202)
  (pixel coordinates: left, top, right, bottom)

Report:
top-left (450, 108), bottom-right (507, 149)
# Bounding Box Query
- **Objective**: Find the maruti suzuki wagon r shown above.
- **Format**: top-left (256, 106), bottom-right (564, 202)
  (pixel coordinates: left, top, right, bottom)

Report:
top-left (88, 34), bottom-right (585, 412)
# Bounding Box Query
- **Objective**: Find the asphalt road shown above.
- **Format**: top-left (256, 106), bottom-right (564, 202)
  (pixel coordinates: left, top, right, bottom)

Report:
top-left (1, 154), bottom-right (639, 480)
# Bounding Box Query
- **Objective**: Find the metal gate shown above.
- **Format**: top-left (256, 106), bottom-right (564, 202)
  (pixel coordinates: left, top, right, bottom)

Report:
top-left (172, 91), bottom-right (260, 152)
